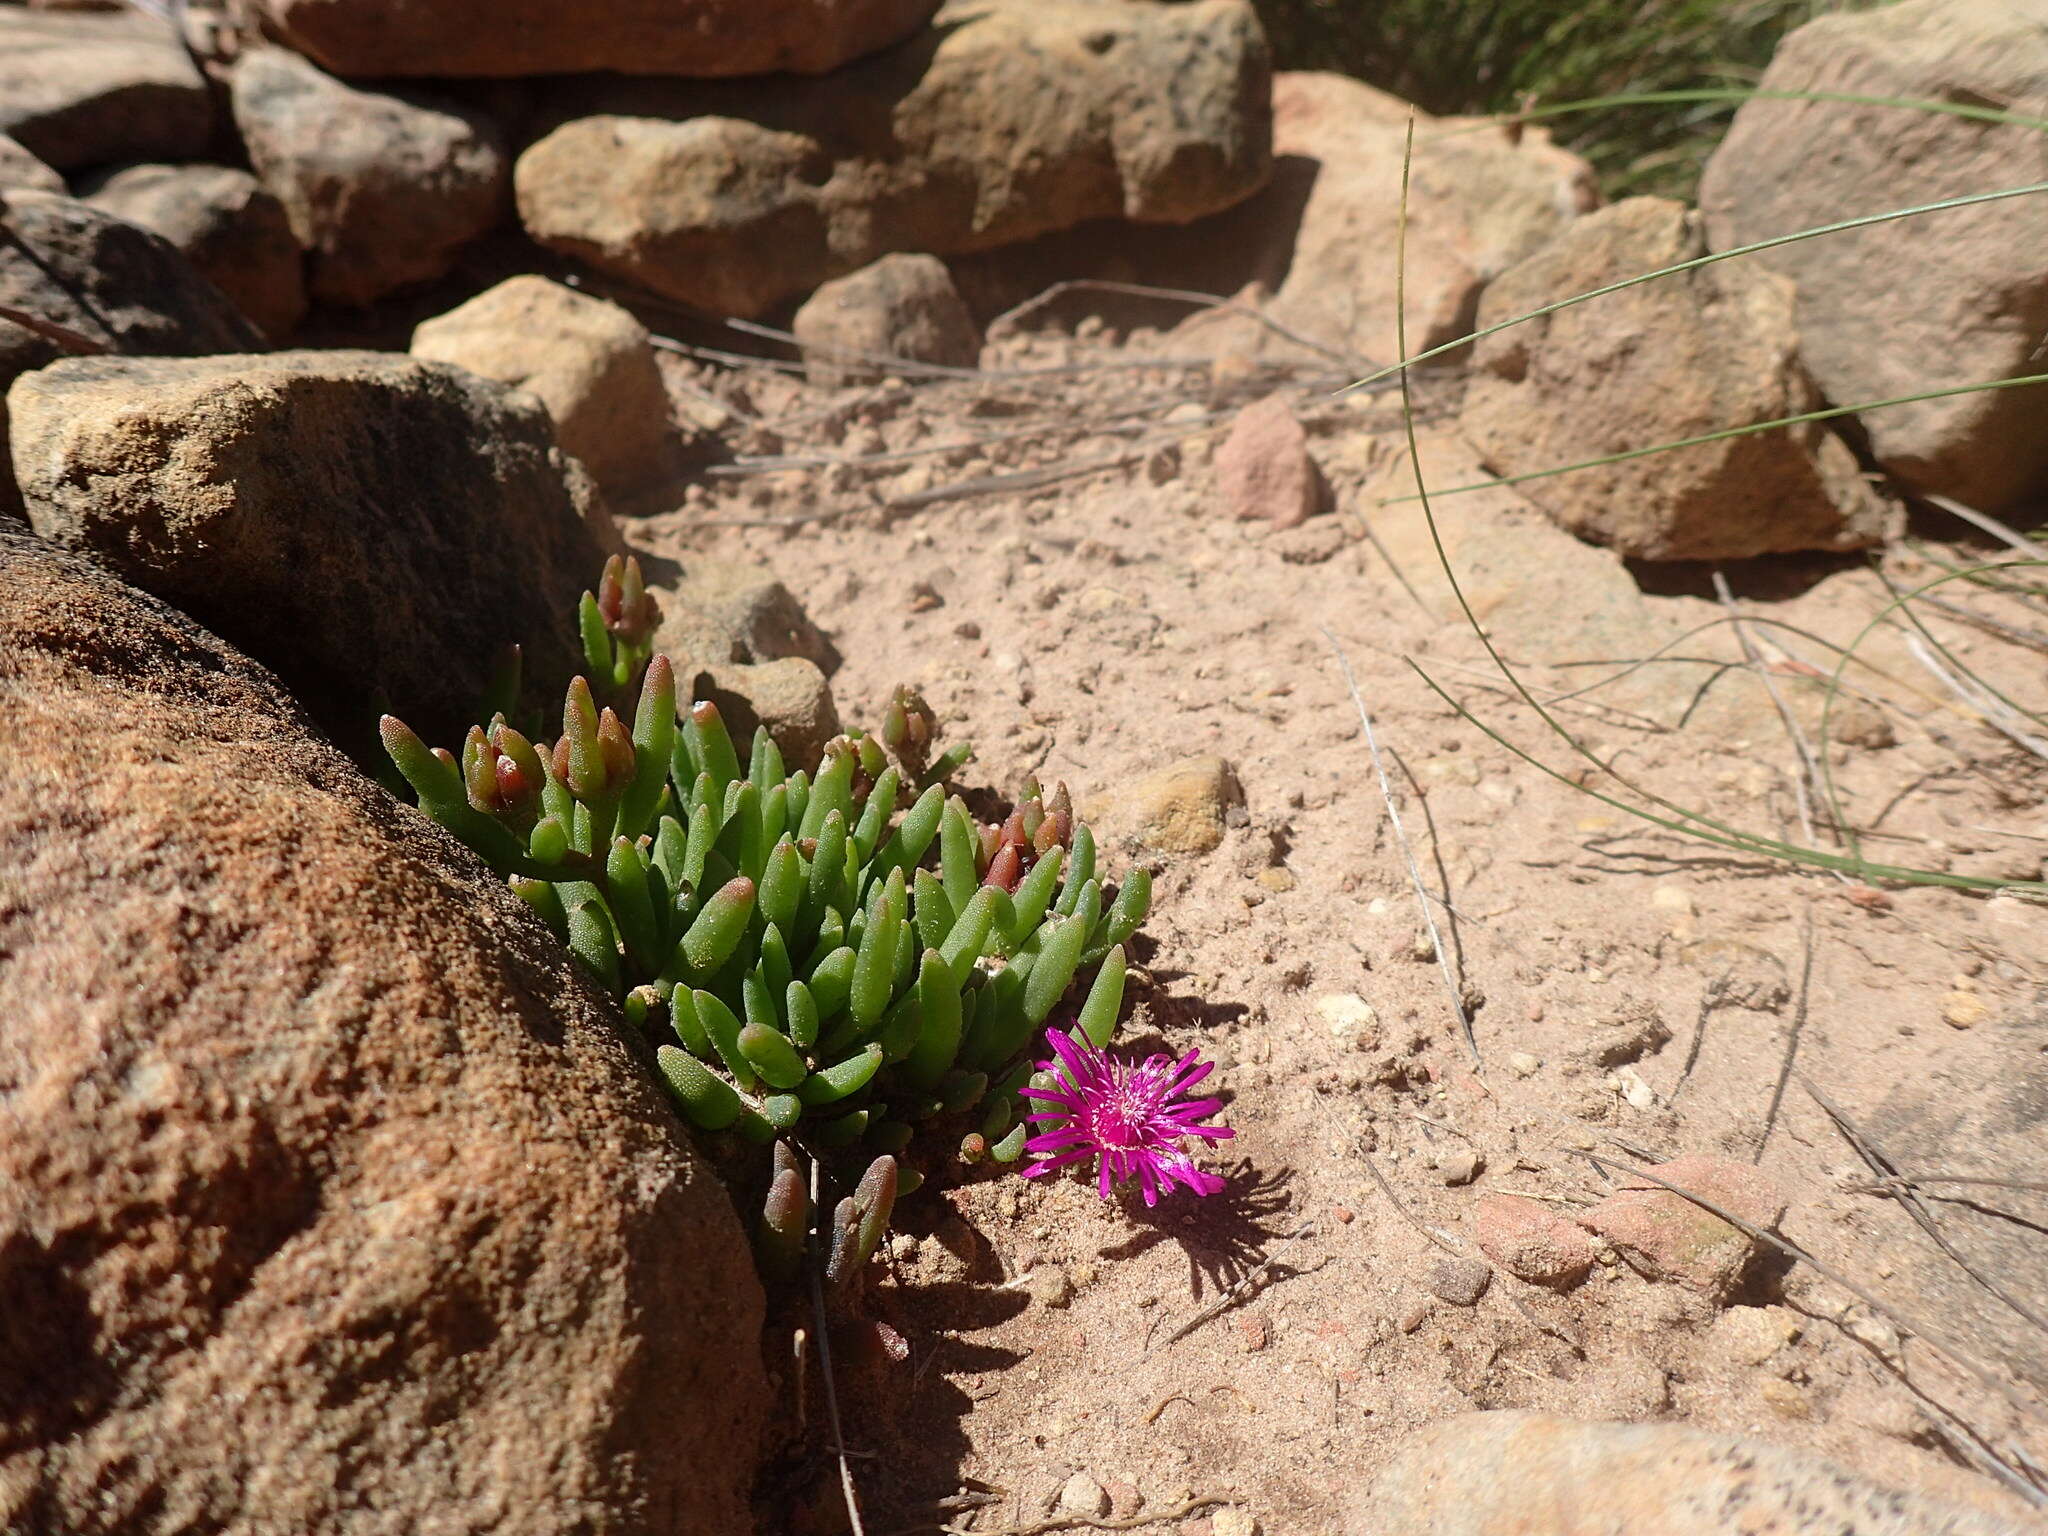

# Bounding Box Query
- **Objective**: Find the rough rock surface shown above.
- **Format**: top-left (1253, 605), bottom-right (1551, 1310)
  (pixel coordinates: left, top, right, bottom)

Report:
top-left (251, 0), bottom-right (941, 79)
top-left (1577, 1154), bottom-right (1787, 1299)
top-left (653, 562), bottom-right (843, 768)
top-left (1471, 1195), bottom-right (1596, 1289)
top-left (1356, 1413), bottom-right (2024, 1535)
top-left (517, 0), bottom-right (1271, 317)
top-left (0, 526), bottom-right (766, 1536)
top-left (0, 192), bottom-right (261, 512)
top-left (232, 48), bottom-right (508, 307)
top-left (792, 253), bottom-right (982, 388)
top-left (1089, 755), bottom-right (1241, 855)
top-left (1216, 393), bottom-right (1322, 527)
top-left (80, 163), bottom-right (308, 342)
top-left (1699, 0), bottom-right (2048, 510)
top-left (8, 351), bottom-right (613, 750)
top-left (1170, 71), bottom-right (1598, 367)
top-left (1462, 197), bottom-right (1893, 561)
top-left (412, 275), bottom-right (673, 495)
top-left (0, 7), bottom-right (213, 172)
top-left (0, 133), bottom-right (65, 191)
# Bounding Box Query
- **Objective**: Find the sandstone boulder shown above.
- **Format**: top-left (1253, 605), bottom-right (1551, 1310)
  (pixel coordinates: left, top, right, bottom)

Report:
top-left (232, 48), bottom-right (509, 307)
top-left (1699, 0), bottom-right (2048, 510)
top-left (1356, 1413), bottom-right (2026, 1535)
top-left (792, 253), bottom-right (982, 388)
top-left (0, 7), bottom-right (212, 172)
top-left (516, 0), bottom-right (1271, 318)
top-left (8, 351), bottom-right (614, 750)
top-left (0, 526), bottom-right (766, 1535)
top-left (0, 133), bottom-right (64, 191)
top-left (80, 163), bottom-right (308, 342)
top-left (412, 276), bottom-right (674, 496)
top-left (1170, 72), bottom-right (1598, 368)
top-left (250, 0), bottom-right (940, 79)
top-left (1462, 197), bottom-right (1892, 561)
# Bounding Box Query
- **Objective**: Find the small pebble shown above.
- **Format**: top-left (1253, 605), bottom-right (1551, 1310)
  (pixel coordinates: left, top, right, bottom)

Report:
top-left (1332, 1205), bottom-right (1355, 1224)
top-left (1438, 1148), bottom-right (1484, 1186)
top-left (1213, 1509), bottom-right (1260, 1536)
top-left (1942, 991), bottom-right (1988, 1029)
top-left (1508, 1051), bottom-right (1542, 1078)
top-left (1058, 1473), bottom-right (1111, 1519)
top-left (1427, 1257), bottom-right (1493, 1307)
top-left (1236, 1313), bottom-right (1270, 1353)
top-left (1399, 1301), bottom-right (1430, 1333)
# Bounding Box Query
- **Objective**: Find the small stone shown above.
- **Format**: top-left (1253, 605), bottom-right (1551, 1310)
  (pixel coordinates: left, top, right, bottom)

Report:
top-left (1057, 1473), bottom-right (1110, 1519)
top-left (1508, 1051), bottom-right (1542, 1078)
top-left (1023, 1264), bottom-right (1074, 1309)
top-left (1089, 755), bottom-right (1241, 856)
top-left (1399, 1301), bottom-right (1430, 1333)
top-left (1757, 1377), bottom-right (1811, 1419)
top-left (1610, 1065), bottom-right (1659, 1111)
top-left (1941, 991), bottom-right (1988, 1029)
top-left (1438, 1148), bottom-right (1484, 1186)
top-left (1255, 866), bottom-right (1297, 894)
top-left (1472, 1195), bottom-right (1596, 1289)
top-left (1427, 1257), bottom-right (1493, 1307)
top-left (1578, 1156), bottom-right (1787, 1300)
top-left (1712, 1305), bottom-right (1799, 1366)
top-left (1216, 393), bottom-right (1323, 528)
top-left (1212, 1509), bottom-right (1260, 1536)
top-left (1317, 993), bottom-right (1381, 1049)
top-left (1333, 1206), bottom-right (1355, 1224)
top-left (793, 253), bottom-right (981, 388)
top-left (1235, 1313), bottom-right (1270, 1353)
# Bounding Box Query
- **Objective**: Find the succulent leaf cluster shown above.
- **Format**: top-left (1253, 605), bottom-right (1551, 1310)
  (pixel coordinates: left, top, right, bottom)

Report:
top-left (379, 556), bottom-right (1151, 1273)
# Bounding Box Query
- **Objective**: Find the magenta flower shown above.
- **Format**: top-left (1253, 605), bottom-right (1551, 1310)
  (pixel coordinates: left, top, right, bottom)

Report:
top-left (1020, 1029), bottom-right (1234, 1206)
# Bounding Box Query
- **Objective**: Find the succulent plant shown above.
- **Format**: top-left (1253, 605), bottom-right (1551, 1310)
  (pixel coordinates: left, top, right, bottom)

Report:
top-left (380, 555), bottom-right (1152, 1280)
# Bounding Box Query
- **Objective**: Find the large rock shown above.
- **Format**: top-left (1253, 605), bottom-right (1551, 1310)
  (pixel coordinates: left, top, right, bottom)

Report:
top-left (516, 0), bottom-right (1271, 318)
top-left (0, 192), bottom-right (262, 513)
top-left (8, 351), bottom-right (615, 750)
top-left (792, 253), bottom-right (981, 388)
top-left (1356, 1413), bottom-right (2027, 1535)
top-left (412, 276), bottom-right (673, 496)
top-left (0, 527), bottom-right (766, 1534)
top-left (251, 0), bottom-right (939, 78)
top-left (1462, 197), bottom-right (1892, 561)
top-left (232, 48), bottom-right (509, 307)
top-left (1699, 0), bottom-right (2048, 511)
top-left (1169, 72), bottom-right (1598, 368)
top-left (1576, 1154), bottom-right (1786, 1300)
top-left (0, 134), bottom-right (65, 191)
top-left (81, 163), bottom-right (309, 342)
top-left (0, 7), bottom-right (213, 172)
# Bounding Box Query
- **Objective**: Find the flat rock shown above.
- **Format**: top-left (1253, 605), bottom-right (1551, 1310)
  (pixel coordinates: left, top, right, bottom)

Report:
top-left (413, 275), bottom-right (674, 495)
top-left (1462, 197), bottom-right (1893, 561)
top-left (0, 192), bottom-right (262, 513)
top-left (8, 350), bottom-right (614, 751)
top-left (516, 0), bottom-right (1270, 318)
top-left (0, 7), bottom-right (212, 172)
top-left (792, 253), bottom-right (982, 388)
top-left (1471, 1195), bottom-right (1595, 1289)
top-left (1577, 1155), bottom-right (1787, 1299)
top-left (0, 132), bottom-right (65, 191)
top-left (1090, 755), bottom-right (1242, 856)
top-left (250, 0), bottom-right (940, 79)
top-left (80, 162), bottom-right (308, 342)
top-left (1169, 71), bottom-right (1598, 368)
top-left (1216, 393), bottom-right (1322, 527)
top-left (232, 48), bottom-right (508, 307)
top-left (0, 527), bottom-right (765, 1534)
top-left (1355, 1412), bottom-right (2027, 1535)
top-left (1699, 0), bottom-right (2048, 510)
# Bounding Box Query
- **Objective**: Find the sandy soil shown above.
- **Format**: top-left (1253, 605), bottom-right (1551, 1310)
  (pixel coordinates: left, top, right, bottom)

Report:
top-left (628, 311), bottom-right (2048, 1535)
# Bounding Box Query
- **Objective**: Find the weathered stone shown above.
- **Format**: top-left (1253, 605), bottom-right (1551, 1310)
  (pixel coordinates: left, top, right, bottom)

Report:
top-left (1699, 0), bottom-right (2048, 510)
top-left (8, 351), bottom-right (613, 751)
top-left (1216, 393), bottom-right (1322, 527)
top-left (1471, 1195), bottom-right (1595, 1289)
top-left (792, 254), bottom-right (981, 388)
top-left (1463, 197), bottom-right (1893, 561)
top-left (0, 192), bottom-right (262, 514)
top-left (412, 275), bottom-right (674, 495)
top-left (0, 7), bottom-right (212, 172)
top-left (1577, 1155), bottom-right (1787, 1299)
top-left (516, 0), bottom-right (1270, 318)
top-left (1089, 755), bottom-right (1241, 856)
top-left (80, 163), bottom-right (308, 342)
top-left (1170, 72), bottom-right (1598, 368)
top-left (250, 0), bottom-right (940, 79)
top-left (232, 48), bottom-right (508, 307)
top-left (1356, 1413), bottom-right (2027, 1535)
top-left (0, 133), bottom-right (64, 191)
top-left (0, 526), bottom-right (766, 1535)
top-left (1426, 1257), bottom-right (1493, 1307)
top-left (691, 656), bottom-right (843, 773)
